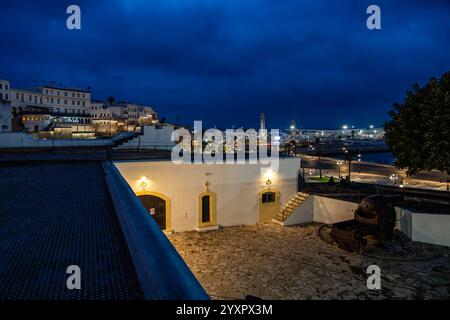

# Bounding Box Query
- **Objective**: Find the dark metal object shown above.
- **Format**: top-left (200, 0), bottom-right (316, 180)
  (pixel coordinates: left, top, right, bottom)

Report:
top-left (325, 195), bottom-right (397, 254)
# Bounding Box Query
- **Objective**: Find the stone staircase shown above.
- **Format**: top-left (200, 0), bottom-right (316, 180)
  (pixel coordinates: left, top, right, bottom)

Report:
top-left (112, 131), bottom-right (141, 147)
top-left (273, 192), bottom-right (310, 223)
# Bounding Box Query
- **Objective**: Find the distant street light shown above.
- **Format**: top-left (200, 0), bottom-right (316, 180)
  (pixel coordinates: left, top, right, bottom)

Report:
top-left (336, 160), bottom-right (344, 178)
top-left (389, 173), bottom-right (399, 185)
top-left (357, 155), bottom-right (362, 175)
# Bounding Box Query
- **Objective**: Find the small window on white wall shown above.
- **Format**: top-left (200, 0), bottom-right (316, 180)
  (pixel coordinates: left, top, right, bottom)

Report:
top-left (262, 192), bottom-right (276, 204)
top-left (201, 195), bottom-right (211, 223)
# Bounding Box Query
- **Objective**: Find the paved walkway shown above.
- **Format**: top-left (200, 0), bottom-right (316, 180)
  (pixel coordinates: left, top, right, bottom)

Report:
top-left (168, 223), bottom-right (450, 300)
top-left (0, 162), bottom-right (144, 299)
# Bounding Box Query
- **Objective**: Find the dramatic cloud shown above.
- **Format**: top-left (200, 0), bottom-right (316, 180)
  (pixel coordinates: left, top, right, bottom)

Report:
top-left (1, 0), bottom-right (449, 129)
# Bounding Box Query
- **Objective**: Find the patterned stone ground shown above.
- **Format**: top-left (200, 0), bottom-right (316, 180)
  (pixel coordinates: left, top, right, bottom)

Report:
top-left (167, 223), bottom-right (450, 300)
top-left (0, 162), bottom-right (144, 300)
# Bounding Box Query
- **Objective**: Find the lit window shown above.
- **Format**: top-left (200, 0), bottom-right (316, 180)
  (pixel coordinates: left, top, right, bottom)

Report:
top-left (262, 192), bottom-right (276, 204)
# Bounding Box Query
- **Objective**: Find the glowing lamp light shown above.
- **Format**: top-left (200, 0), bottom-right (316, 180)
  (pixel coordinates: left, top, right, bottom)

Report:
top-left (138, 176), bottom-right (149, 191)
top-left (263, 169), bottom-right (275, 186)
top-left (265, 169), bottom-right (273, 180)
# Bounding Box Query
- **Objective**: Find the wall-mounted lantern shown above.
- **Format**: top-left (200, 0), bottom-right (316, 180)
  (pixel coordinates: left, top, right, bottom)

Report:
top-left (139, 176), bottom-right (149, 191)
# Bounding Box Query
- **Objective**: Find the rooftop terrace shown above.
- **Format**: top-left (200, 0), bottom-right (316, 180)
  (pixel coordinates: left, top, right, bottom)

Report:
top-left (0, 162), bottom-right (144, 299)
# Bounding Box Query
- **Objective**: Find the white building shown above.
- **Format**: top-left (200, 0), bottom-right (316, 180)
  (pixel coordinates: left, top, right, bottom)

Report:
top-left (91, 101), bottom-right (158, 134)
top-left (0, 100), bottom-right (12, 132)
top-left (0, 80), bottom-right (10, 102)
top-left (1, 78), bottom-right (160, 138)
top-left (115, 158), bottom-right (301, 232)
top-left (114, 102), bottom-right (157, 126)
top-left (0, 79), bottom-right (93, 133)
top-left (90, 101), bottom-right (121, 134)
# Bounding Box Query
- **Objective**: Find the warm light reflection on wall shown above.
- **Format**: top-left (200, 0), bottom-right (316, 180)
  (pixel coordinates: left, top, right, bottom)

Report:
top-left (262, 169), bottom-right (277, 186)
top-left (138, 176), bottom-right (149, 191)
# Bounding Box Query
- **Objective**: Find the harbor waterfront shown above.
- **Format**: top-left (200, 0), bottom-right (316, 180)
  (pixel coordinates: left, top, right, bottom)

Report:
top-left (334, 152), bottom-right (395, 165)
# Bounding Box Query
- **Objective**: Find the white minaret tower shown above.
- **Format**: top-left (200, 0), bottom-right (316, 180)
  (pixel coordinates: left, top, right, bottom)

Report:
top-left (260, 113), bottom-right (266, 130)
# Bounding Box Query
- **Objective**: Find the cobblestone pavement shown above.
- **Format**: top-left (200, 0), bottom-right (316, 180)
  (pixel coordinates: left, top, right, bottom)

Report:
top-left (0, 162), bottom-right (144, 299)
top-left (168, 223), bottom-right (450, 300)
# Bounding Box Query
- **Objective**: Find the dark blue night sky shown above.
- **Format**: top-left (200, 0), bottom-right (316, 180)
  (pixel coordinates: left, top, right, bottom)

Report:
top-left (1, 1), bottom-right (449, 129)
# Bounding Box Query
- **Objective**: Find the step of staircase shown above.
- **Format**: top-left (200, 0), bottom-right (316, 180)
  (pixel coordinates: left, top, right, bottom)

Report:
top-left (273, 192), bottom-right (310, 223)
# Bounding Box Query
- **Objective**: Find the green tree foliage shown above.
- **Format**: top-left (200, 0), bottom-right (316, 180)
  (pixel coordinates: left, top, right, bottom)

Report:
top-left (385, 72), bottom-right (450, 175)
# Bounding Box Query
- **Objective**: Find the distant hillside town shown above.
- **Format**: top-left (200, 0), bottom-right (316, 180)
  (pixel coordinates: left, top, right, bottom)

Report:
top-left (0, 79), bottom-right (159, 138)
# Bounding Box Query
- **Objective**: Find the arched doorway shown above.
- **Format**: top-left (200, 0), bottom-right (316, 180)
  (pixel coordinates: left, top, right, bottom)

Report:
top-left (136, 191), bottom-right (171, 231)
top-left (258, 188), bottom-right (280, 223)
top-left (197, 190), bottom-right (217, 229)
